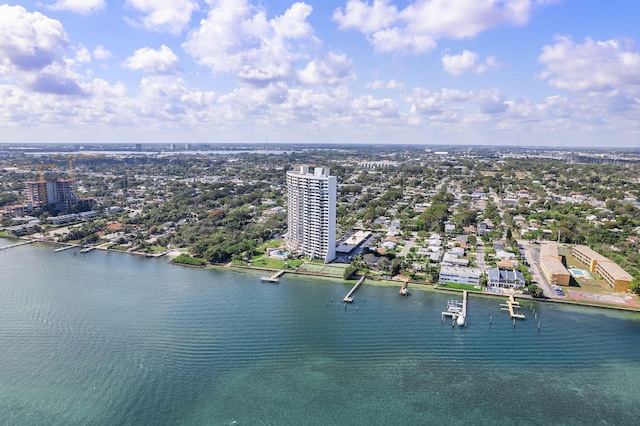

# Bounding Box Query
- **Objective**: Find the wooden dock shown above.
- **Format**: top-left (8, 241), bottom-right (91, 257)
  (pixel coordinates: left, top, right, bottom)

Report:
top-left (343, 276), bottom-right (365, 303)
top-left (54, 244), bottom-right (78, 252)
top-left (500, 294), bottom-right (525, 319)
top-left (0, 240), bottom-right (35, 251)
top-left (399, 280), bottom-right (408, 296)
top-left (261, 270), bottom-right (285, 283)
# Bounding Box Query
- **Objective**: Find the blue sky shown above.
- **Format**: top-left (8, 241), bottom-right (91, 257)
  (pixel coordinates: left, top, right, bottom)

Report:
top-left (1, 0), bottom-right (639, 146)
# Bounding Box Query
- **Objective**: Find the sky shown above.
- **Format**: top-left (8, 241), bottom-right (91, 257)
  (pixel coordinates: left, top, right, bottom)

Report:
top-left (1, 0), bottom-right (639, 147)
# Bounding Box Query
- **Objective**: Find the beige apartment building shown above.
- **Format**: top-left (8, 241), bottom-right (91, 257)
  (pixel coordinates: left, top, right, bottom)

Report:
top-left (539, 242), bottom-right (570, 286)
top-left (571, 245), bottom-right (633, 292)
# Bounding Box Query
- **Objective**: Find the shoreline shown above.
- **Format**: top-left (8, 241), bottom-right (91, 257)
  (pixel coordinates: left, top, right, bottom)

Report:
top-left (3, 236), bottom-right (639, 314)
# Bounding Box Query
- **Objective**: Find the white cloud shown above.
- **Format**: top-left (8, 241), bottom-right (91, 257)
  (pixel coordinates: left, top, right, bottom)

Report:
top-left (366, 79), bottom-right (406, 89)
top-left (0, 5), bottom-right (68, 74)
top-left (93, 45), bottom-right (112, 60)
top-left (334, 0), bottom-right (553, 54)
top-left (298, 52), bottom-right (354, 85)
top-left (47, 0), bottom-right (106, 16)
top-left (441, 49), bottom-right (501, 75)
top-left (124, 45), bottom-right (180, 75)
top-left (184, 0), bottom-right (354, 86)
top-left (125, 0), bottom-right (199, 35)
top-left (538, 36), bottom-right (640, 92)
top-left (75, 45), bottom-right (91, 63)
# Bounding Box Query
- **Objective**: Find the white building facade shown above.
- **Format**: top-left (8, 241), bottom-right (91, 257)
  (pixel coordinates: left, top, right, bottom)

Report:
top-left (286, 166), bottom-right (337, 263)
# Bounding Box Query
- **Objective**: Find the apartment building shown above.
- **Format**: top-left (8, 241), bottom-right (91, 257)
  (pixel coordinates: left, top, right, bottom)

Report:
top-left (286, 166), bottom-right (337, 263)
top-left (571, 245), bottom-right (632, 291)
top-left (439, 265), bottom-right (481, 285)
top-left (26, 178), bottom-right (76, 210)
top-left (539, 242), bottom-right (570, 286)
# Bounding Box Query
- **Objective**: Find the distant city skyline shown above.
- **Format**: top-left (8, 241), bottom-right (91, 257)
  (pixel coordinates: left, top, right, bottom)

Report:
top-left (1, 1), bottom-right (639, 147)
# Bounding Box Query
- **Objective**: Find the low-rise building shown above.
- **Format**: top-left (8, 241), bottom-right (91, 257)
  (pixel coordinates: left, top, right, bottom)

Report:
top-left (539, 242), bottom-right (570, 286)
top-left (439, 265), bottom-right (481, 285)
top-left (488, 267), bottom-right (526, 288)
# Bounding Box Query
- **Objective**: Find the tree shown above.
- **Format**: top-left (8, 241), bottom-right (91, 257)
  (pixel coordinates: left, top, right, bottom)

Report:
top-left (630, 276), bottom-right (640, 296)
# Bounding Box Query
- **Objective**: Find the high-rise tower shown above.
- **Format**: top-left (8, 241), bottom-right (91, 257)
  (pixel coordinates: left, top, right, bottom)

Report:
top-left (286, 166), bottom-right (336, 263)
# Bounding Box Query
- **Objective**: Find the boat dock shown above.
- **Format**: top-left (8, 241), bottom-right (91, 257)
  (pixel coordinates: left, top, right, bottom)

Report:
top-left (54, 244), bottom-right (78, 252)
top-left (261, 270), bottom-right (285, 283)
top-left (0, 240), bottom-right (36, 250)
top-left (343, 276), bottom-right (365, 303)
top-left (79, 247), bottom-right (95, 254)
top-left (399, 280), bottom-right (408, 296)
top-left (500, 294), bottom-right (525, 319)
top-left (0, 240), bottom-right (35, 251)
top-left (441, 290), bottom-right (468, 326)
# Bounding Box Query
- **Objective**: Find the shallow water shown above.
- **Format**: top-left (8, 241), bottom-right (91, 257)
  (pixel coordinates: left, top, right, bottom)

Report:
top-left (1, 241), bottom-right (639, 425)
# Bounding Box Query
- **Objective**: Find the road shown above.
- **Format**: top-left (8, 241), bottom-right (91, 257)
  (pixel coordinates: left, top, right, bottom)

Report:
top-left (517, 239), bottom-right (557, 298)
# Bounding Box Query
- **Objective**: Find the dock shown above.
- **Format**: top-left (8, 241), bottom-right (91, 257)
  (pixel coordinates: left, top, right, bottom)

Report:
top-left (0, 240), bottom-right (36, 251)
top-left (343, 276), bottom-right (365, 303)
top-left (79, 247), bottom-right (95, 254)
top-left (261, 270), bottom-right (285, 283)
top-left (399, 280), bottom-right (408, 296)
top-left (54, 244), bottom-right (78, 252)
top-left (500, 294), bottom-right (525, 319)
top-left (441, 290), bottom-right (467, 326)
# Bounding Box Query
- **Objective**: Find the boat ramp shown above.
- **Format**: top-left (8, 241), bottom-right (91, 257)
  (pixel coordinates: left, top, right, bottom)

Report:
top-left (343, 276), bottom-right (365, 303)
top-left (441, 290), bottom-right (468, 326)
top-left (261, 270), bottom-right (285, 283)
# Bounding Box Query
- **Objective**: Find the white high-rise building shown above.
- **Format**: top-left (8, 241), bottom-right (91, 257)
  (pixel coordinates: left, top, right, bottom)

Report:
top-left (286, 166), bottom-right (336, 263)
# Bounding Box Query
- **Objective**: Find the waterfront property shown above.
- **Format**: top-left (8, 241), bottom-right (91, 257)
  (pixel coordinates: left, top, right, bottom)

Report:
top-left (488, 267), bottom-right (526, 288)
top-left (286, 166), bottom-right (337, 263)
top-left (439, 265), bottom-right (481, 285)
top-left (539, 242), bottom-right (570, 286)
top-left (571, 245), bottom-right (633, 291)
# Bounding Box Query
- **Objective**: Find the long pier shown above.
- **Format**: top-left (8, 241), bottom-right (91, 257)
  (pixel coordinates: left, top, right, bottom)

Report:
top-left (500, 294), bottom-right (525, 319)
top-left (54, 244), bottom-right (79, 252)
top-left (0, 240), bottom-right (35, 251)
top-left (261, 270), bottom-right (285, 283)
top-left (343, 276), bottom-right (365, 303)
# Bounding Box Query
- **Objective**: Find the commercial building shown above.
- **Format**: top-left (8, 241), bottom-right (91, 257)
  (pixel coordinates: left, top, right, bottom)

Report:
top-left (539, 242), bottom-right (570, 286)
top-left (286, 166), bottom-right (336, 263)
top-left (571, 245), bottom-right (633, 292)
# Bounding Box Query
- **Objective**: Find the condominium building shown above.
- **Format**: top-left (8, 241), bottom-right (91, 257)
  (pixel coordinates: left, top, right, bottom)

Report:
top-left (439, 265), bottom-right (481, 285)
top-left (26, 178), bottom-right (76, 210)
top-left (539, 242), bottom-right (570, 286)
top-left (286, 166), bottom-right (336, 263)
top-left (571, 245), bottom-right (633, 291)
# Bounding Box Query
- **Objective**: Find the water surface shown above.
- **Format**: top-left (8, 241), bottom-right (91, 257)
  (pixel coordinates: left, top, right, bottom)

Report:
top-left (1, 241), bottom-right (639, 425)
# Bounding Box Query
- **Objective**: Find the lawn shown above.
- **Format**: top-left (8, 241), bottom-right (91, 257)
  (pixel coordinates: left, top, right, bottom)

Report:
top-left (438, 282), bottom-right (481, 291)
top-left (251, 257), bottom-right (303, 269)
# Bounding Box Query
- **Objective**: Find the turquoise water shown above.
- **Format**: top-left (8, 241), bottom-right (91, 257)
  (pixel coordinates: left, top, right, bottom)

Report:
top-left (1, 241), bottom-right (640, 425)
